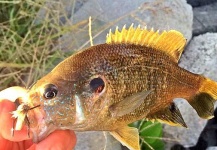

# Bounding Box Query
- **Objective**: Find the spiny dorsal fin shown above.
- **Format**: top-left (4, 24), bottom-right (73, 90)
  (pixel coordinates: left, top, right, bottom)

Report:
top-left (146, 102), bottom-right (187, 128)
top-left (106, 24), bottom-right (186, 62)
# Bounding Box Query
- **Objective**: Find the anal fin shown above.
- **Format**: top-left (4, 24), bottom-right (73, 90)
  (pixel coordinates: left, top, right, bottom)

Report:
top-left (189, 92), bottom-right (215, 119)
top-left (146, 102), bottom-right (187, 127)
top-left (110, 126), bottom-right (140, 150)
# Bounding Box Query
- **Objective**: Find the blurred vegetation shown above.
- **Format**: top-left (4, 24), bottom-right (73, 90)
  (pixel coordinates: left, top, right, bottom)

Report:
top-left (0, 1), bottom-right (165, 149)
top-left (130, 120), bottom-right (165, 150)
top-left (0, 0), bottom-right (73, 90)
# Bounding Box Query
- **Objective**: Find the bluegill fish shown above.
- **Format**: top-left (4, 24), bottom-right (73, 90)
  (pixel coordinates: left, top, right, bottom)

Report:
top-left (12, 25), bottom-right (217, 150)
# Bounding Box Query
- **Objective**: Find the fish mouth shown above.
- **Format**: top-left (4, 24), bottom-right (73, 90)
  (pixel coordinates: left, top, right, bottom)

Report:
top-left (31, 122), bottom-right (57, 143)
top-left (13, 99), bottom-right (55, 143)
top-left (28, 105), bottom-right (58, 143)
top-left (30, 116), bottom-right (89, 142)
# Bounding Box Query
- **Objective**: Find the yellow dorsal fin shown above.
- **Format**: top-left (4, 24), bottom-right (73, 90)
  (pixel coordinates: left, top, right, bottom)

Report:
top-left (106, 24), bottom-right (187, 62)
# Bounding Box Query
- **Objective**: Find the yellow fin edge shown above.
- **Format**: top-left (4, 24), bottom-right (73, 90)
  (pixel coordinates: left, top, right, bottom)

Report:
top-left (106, 24), bottom-right (187, 62)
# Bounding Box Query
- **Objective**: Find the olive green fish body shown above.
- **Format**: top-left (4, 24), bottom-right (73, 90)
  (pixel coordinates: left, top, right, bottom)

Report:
top-left (25, 26), bottom-right (217, 150)
top-left (34, 43), bottom-right (202, 131)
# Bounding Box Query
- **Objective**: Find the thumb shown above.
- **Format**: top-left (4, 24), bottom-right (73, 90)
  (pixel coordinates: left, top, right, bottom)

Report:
top-left (0, 100), bottom-right (32, 141)
top-left (28, 130), bottom-right (76, 150)
top-left (0, 87), bottom-right (32, 141)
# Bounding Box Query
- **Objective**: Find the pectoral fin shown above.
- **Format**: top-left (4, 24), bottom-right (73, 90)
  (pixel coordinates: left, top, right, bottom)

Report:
top-left (110, 126), bottom-right (140, 150)
top-left (146, 102), bottom-right (187, 127)
top-left (109, 90), bottom-right (153, 117)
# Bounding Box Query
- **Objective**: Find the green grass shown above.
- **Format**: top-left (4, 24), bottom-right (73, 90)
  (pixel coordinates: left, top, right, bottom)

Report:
top-left (0, 0), bottom-right (73, 90)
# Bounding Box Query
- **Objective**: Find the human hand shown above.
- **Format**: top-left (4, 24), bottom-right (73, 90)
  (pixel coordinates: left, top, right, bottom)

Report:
top-left (0, 87), bottom-right (76, 150)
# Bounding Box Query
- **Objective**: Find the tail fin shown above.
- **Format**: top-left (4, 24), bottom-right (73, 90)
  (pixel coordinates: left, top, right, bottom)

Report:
top-left (189, 78), bottom-right (217, 119)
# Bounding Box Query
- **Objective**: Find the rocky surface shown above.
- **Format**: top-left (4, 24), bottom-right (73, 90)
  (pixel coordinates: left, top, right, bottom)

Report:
top-left (75, 132), bottom-right (105, 150)
top-left (187, 0), bottom-right (217, 7)
top-left (180, 33), bottom-right (217, 79)
top-left (75, 131), bottom-right (122, 150)
top-left (56, 0), bottom-right (193, 52)
top-left (192, 2), bottom-right (217, 36)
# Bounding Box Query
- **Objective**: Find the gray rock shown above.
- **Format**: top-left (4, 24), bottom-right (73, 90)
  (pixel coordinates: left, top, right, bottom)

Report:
top-left (163, 33), bottom-right (217, 149)
top-left (57, 0), bottom-right (193, 52)
top-left (180, 33), bottom-right (217, 80)
top-left (187, 0), bottom-right (217, 7)
top-left (34, 0), bottom-right (72, 25)
top-left (34, 0), bottom-right (88, 25)
top-left (73, 0), bottom-right (88, 13)
top-left (75, 131), bottom-right (105, 150)
top-left (207, 147), bottom-right (217, 150)
top-left (75, 131), bottom-right (122, 150)
top-left (193, 2), bottom-right (217, 36)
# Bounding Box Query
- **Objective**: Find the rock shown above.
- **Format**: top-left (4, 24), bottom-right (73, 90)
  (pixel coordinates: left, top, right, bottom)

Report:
top-left (193, 2), bottom-right (217, 36)
top-left (207, 147), bottom-right (217, 150)
top-left (163, 33), bottom-right (217, 149)
top-left (75, 131), bottom-right (122, 150)
top-left (34, 0), bottom-right (88, 25)
top-left (75, 131), bottom-right (105, 150)
top-left (187, 108), bottom-right (217, 149)
top-left (56, 0), bottom-right (193, 52)
top-left (180, 33), bottom-right (217, 80)
top-left (74, 0), bottom-right (88, 13)
top-left (187, 0), bottom-right (217, 7)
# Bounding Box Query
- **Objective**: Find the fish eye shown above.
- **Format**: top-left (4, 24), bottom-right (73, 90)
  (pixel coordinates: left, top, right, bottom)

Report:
top-left (43, 84), bottom-right (58, 99)
top-left (89, 77), bottom-right (105, 94)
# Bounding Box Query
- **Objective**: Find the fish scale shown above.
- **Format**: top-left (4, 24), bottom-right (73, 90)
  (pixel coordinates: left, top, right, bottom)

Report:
top-left (12, 25), bottom-right (217, 150)
top-left (57, 45), bottom-right (193, 129)
top-left (105, 58), bottom-right (192, 124)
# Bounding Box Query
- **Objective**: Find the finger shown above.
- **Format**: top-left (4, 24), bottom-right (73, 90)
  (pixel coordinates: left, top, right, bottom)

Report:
top-left (28, 130), bottom-right (76, 150)
top-left (24, 139), bottom-right (34, 149)
top-left (0, 138), bottom-right (14, 150)
top-left (0, 86), bottom-right (28, 102)
top-left (0, 87), bottom-right (32, 141)
top-left (0, 100), bottom-right (32, 141)
top-left (0, 137), bottom-right (33, 150)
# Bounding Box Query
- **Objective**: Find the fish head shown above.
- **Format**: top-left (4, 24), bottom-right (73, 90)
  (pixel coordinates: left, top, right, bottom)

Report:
top-left (27, 58), bottom-right (109, 142)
